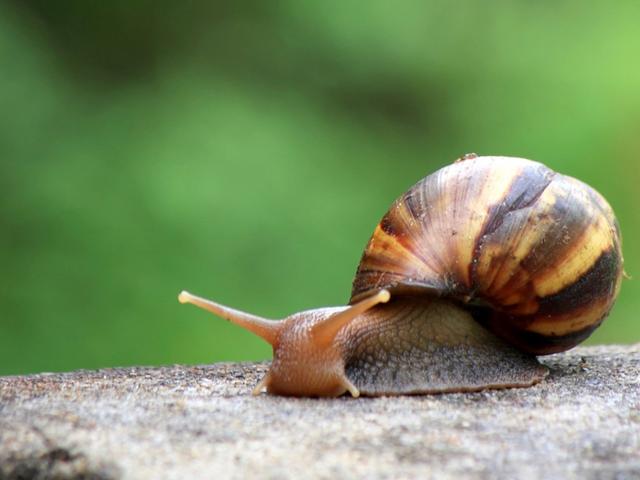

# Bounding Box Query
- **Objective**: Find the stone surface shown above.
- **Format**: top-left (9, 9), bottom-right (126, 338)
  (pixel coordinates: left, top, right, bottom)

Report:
top-left (1, 345), bottom-right (639, 480)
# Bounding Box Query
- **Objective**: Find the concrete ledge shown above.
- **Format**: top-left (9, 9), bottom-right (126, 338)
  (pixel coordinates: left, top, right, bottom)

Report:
top-left (1, 345), bottom-right (639, 479)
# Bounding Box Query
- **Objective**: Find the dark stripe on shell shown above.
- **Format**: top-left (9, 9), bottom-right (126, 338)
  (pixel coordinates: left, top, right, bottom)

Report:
top-left (517, 181), bottom-right (595, 276)
top-left (470, 163), bottom-right (555, 289)
top-left (480, 311), bottom-right (604, 355)
top-left (379, 212), bottom-right (398, 236)
top-left (535, 247), bottom-right (620, 315)
top-left (478, 164), bottom-right (554, 241)
top-left (403, 190), bottom-right (423, 221)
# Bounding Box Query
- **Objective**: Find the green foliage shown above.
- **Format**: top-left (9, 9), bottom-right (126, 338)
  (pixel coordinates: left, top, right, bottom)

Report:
top-left (1, 1), bottom-right (638, 375)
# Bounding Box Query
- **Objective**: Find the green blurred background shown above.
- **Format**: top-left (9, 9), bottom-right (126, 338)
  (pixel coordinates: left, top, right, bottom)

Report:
top-left (1, 1), bottom-right (638, 376)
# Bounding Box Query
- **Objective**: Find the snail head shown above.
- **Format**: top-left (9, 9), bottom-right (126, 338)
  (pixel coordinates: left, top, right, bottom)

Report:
top-left (177, 289), bottom-right (390, 397)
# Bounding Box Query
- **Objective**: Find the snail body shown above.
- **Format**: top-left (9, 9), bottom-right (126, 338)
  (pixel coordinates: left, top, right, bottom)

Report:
top-left (179, 155), bottom-right (623, 397)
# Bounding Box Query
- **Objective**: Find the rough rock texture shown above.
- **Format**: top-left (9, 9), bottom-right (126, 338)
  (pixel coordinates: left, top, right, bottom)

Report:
top-left (1, 345), bottom-right (639, 480)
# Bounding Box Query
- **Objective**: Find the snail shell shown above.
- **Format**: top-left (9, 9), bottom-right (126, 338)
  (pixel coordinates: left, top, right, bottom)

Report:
top-left (351, 155), bottom-right (623, 354)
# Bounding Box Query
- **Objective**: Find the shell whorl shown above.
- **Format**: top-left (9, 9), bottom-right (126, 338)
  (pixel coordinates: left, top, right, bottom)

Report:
top-left (350, 156), bottom-right (623, 354)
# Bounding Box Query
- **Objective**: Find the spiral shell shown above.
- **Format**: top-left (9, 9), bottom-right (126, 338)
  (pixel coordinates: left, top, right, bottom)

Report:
top-left (351, 155), bottom-right (623, 354)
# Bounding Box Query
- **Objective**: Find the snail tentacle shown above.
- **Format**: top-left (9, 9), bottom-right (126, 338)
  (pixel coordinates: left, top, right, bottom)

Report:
top-left (311, 289), bottom-right (390, 347)
top-left (178, 290), bottom-right (281, 345)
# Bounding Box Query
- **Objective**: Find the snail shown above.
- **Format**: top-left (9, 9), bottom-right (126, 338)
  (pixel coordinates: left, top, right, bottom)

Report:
top-left (178, 154), bottom-right (623, 397)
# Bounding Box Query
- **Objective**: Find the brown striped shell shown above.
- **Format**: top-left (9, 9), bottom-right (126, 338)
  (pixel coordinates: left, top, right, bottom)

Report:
top-left (351, 155), bottom-right (623, 355)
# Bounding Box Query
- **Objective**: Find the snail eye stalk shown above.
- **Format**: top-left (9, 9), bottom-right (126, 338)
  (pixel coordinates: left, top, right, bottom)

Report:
top-left (178, 290), bottom-right (281, 346)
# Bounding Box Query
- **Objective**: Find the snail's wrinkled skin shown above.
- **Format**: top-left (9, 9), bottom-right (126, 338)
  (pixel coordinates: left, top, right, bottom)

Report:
top-left (258, 297), bottom-right (547, 397)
